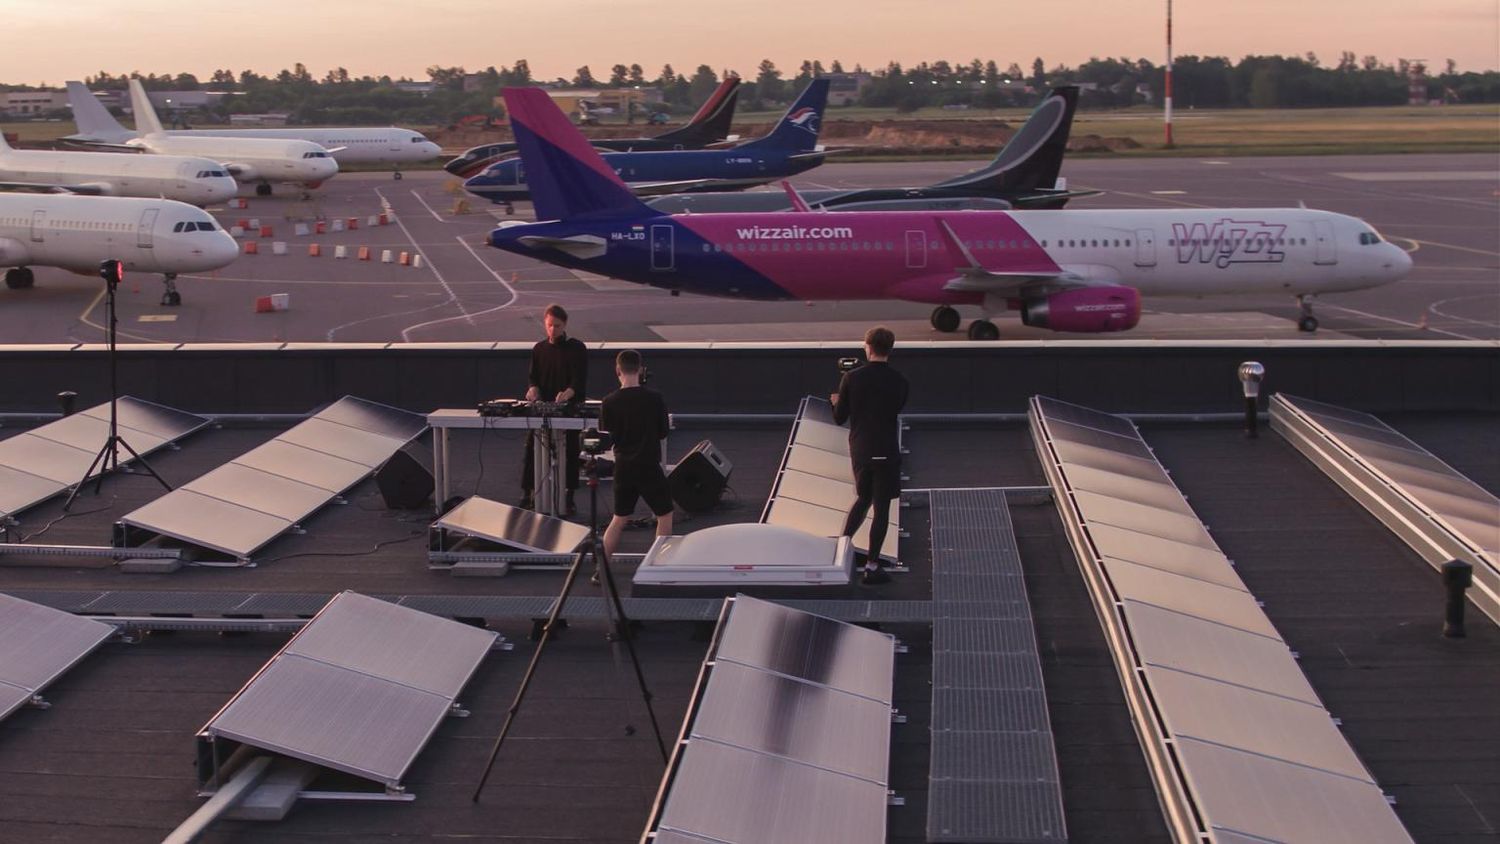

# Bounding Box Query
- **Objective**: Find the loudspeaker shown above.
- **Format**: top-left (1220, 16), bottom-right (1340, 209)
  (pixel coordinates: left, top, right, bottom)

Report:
top-left (669, 440), bottom-right (732, 513)
top-left (376, 443), bottom-right (434, 510)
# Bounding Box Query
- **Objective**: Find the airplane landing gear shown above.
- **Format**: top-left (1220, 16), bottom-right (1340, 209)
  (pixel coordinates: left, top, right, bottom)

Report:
top-left (393, 170), bottom-right (404, 181)
top-left (4, 267), bottom-right (35, 290)
top-left (967, 319), bottom-right (1000, 341)
top-left (160, 274), bottom-right (181, 307)
top-left (931, 305), bottom-right (960, 333)
top-left (503, 202), bottom-right (516, 216)
top-left (255, 183), bottom-right (273, 197)
top-left (1297, 294), bottom-right (1319, 332)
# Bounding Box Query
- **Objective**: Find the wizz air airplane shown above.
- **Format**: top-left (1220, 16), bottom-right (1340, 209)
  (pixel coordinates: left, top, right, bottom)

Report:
top-left (66, 82), bottom-right (440, 177)
top-left (66, 80), bottom-right (339, 196)
top-left (647, 86), bottom-right (1094, 214)
top-left (0, 132), bottom-right (236, 206)
top-left (465, 79), bottom-right (833, 205)
top-left (487, 87), bottom-right (1413, 339)
top-left (445, 77), bottom-right (742, 179)
top-left (0, 192), bottom-right (238, 304)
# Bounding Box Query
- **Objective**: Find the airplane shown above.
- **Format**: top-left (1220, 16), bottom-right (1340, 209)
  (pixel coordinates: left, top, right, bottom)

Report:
top-left (65, 83), bottom-right (441, 178)
top-left (464, 79), bottom-right (833, 206)
top-left (65, 80), bottom-right (339, 196)
top-left (486, 87), bottom-right (1413, 339)
top-left (444, 76), bottom-right (742, 178)
top-left (0, 192), bottom-right (238, 305)
top-left (0, 132), bottom-right (237, 207)
top-left (645, 86), bottom-right (1097, 214)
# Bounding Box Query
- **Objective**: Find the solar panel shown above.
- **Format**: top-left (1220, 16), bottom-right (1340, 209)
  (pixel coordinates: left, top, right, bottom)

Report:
top-left (198, 592), bottom-right (497, 792)
top-left (119, 397), bottom-right (425, 563)
top-left (792, 419), bottom-right (850, 454)
top-left (0, 593), bottom-right (114, 722)
top-left (784, 445), bottom-right (854, 482)
top-left (1273, 393), bottom-right (1499, 627)
top-left (647, 595), bottom-right (896, 844)
top-left (714, 596), bottom-right (894, 702)
top-left (1030, 395), bottom-right (1413, 844)
top-left (763, 497), bottom-right (898, 564)
top-left (0, 397), bottom-right (208, 519)
top-left (431, 495), bottom-right (589, 555)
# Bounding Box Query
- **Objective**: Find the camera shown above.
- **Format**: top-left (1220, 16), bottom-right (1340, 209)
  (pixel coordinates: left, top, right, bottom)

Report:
top-left (837, 357), bottom-right (861, 374)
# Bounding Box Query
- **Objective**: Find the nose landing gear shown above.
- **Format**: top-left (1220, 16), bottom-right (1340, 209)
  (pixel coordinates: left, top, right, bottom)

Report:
top-left (161, 274), bottom-right (181, 307)
top-left (1297, 294), bottom-right (1319, 332)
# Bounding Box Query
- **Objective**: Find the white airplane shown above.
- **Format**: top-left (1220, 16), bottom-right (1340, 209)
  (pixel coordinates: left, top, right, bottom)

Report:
top-left (66, 81), bottom-right (442, 177)
top-left (65, 80), bottom-right (339, 196)
top-left (0, 192), bottom-right (238, 305)
top-left (0, 132), bottom-right (237, 206)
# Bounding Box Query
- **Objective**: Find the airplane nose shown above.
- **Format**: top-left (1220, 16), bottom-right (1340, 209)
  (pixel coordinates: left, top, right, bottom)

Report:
top-left (1386, 244), bottom-right (1413, 280)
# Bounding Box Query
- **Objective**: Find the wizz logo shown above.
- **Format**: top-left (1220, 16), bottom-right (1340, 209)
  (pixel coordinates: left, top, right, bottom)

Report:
top-left (1173, 220), bottom-right (1286, 268)
top-left (786, 107), bottom-right (821, 135)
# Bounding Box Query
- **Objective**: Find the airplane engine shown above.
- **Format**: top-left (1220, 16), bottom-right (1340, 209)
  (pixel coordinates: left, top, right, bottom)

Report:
top-left (1021, 285), bottom-right (1141, 333)
top-left (0, 237), bottom-right (31, 268)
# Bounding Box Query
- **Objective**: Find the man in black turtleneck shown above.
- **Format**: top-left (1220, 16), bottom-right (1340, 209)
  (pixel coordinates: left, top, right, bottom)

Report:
top-left (522, 304), bottom-right (587, 515)
top-left (832, 326), bottom-right (908, 585)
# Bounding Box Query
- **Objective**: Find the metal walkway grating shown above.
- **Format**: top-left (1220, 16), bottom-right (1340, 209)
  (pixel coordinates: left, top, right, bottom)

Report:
top-left (927, 488), bottom-right (1067, 843)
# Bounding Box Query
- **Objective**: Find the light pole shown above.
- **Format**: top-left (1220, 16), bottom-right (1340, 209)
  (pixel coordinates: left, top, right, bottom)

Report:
top-left (1164, 0), bottom-right (1174, 148)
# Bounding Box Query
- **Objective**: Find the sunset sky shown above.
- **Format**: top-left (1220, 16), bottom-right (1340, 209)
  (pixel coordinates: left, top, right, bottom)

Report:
top-left (1, 0), bottom-right (1495, 86)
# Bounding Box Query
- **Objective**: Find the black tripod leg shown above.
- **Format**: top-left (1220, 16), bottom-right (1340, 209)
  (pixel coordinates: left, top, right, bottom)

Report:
top-left (472, 541), bottom-right (591, 802)
top-left (595, 544), bottom-right (670, 764)
top-left (114, 436), bottom-right (172, 493)
top-left (62, 439), bottom-right (115, 511)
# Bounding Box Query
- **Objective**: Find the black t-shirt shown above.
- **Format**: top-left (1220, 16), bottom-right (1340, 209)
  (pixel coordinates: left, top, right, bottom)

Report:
top-left (528, 336), bottom-right (587, 399)
top-left (833, 360), bottom-right (909, 464)
top-left (600, 386), bottom-right (669, 470)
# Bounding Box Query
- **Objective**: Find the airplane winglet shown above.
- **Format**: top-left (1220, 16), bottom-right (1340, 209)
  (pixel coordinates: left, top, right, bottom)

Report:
top-left (780, 181), bottom-right (812, 213)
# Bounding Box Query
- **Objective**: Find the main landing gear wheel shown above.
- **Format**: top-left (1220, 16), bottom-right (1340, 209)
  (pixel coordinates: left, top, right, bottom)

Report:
top-left (255, 183), bottom-right (273, 196)
top-left (967, 319), bottom-right (1000, 341)
top-left (393, 171), bottom-right (404, 181)
top-left (931, 305), bottom-right (961, 333)
top-left (1298, 316), bottom-right (1319, 332)
top-left (5, 267), bottom-right (35, 290)
top-left (161, 275), bottom-right (181, 307)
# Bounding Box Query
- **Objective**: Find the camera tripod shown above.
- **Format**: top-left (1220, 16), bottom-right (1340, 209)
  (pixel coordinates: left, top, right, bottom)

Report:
top-left (62, 262), bottom-right (171, 511)
top-left (472, 453), bottom-right (668, 801)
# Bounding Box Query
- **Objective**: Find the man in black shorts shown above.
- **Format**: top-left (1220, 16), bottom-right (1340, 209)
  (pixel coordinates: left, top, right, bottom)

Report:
top-left (600, 349), bottom-right (674, 560)
top-left (832, 326), bottom-right (908, 585)
top-left (521, 304), bottom-right (587, 515)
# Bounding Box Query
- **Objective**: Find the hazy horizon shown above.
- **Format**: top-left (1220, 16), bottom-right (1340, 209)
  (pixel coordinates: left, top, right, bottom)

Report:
top-left (1, 0), bottom-right (1496, 87)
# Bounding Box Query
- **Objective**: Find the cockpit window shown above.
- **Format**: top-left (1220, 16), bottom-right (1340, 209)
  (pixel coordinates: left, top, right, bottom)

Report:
top-left (302, 151), bottom-right (330, 159)
top-left (1358, 231), bottom-right (1384, 246)
top-left (411, 137), bottom-right (425, 143)
top-left (174, 221), bottom-right (218, 232)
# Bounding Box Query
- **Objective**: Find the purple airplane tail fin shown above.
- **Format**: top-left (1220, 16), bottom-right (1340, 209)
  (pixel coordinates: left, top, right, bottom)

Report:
top-left (502, 87), bottom-right (656, 222)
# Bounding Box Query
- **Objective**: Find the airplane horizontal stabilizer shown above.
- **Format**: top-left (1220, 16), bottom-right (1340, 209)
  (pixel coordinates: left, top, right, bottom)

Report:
top-left (516, 234), bottom-right (608, 259)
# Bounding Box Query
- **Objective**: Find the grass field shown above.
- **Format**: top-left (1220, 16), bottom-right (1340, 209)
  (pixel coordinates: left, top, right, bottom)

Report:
top-left (6, 103), bottom-right (1497, 157)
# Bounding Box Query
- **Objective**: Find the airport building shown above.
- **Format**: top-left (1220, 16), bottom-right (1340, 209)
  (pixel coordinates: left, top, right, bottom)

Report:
top-left (0, 90), bottom-right (67, 116)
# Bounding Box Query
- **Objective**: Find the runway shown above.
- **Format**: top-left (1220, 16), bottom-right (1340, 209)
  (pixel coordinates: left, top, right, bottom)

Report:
top-left (2, 152), bottom-right (1495, 344)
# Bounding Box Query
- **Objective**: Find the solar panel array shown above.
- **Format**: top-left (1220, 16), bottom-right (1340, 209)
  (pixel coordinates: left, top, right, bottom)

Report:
top-left (1272, 393), bottom-right (1499, 626)
top-left (0, 593), bottom-right (114, 723)
top-left (927, 488), bottom-right (1066, 843)
top-left (647, 595), bottom-right (896, 843)
top-left (197, 591), bottom-right (497, 791)
top-left (1028, 395), bottom-right (1413, 844)
top-left (118, 397), bottom-right (426, 563)
top-left (761, 396), bottom-right (899, 562)
top-left (431, 495), bottom-right (589, 555)
top-left (0, 397), bottom-right (207, 519)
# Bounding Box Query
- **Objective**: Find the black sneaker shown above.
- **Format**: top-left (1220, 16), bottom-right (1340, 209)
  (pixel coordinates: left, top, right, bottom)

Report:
top-left (860, 567), bottom-right (891, 586)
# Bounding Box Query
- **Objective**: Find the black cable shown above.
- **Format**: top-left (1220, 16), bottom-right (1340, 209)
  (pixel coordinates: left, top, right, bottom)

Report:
top-left (472, 420), bottom-right (490, 499)
top-left (15, 495), bottom-right (118, 543)
top-left (258, 529), bottom-right (424, 565)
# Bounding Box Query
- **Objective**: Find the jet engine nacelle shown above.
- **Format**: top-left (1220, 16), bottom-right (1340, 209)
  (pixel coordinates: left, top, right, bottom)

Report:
top-left (0, 237), bottom-right (31, 268)
top-left (1021, 285), bottom-right (1142, 333)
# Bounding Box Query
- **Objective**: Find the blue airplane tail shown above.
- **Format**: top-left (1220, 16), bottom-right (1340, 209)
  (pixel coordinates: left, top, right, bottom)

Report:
top-left (502, 88), bottom-right (657, 222)
top-left (736, 78), bottom-right (829, 153)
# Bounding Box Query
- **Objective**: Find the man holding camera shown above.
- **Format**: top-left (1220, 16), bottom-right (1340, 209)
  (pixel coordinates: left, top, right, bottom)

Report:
top-left (832, 326), bottom-right (908, 585)
top-left (522, 304), bottom-right (587, 515)
top-left (600, 349), bottom-right (674, 561)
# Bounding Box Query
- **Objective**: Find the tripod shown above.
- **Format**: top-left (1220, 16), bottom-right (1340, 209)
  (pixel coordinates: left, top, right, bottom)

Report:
top-left (62, 261), bottom-right (171, 511)
top-left (472, 452), bottom-right (668, 801)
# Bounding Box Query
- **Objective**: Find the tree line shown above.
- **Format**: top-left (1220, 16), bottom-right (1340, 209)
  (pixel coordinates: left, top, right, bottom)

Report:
top-left (4, 54), bottom-right (1495, 126)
